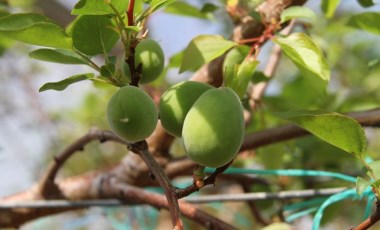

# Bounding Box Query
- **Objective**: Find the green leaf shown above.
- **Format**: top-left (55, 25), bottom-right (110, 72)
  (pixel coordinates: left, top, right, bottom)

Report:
top-left (251, 71), bottom-right (269, 84)
top-left (4, 23), bottom-right (72, 49)
top-left (29, 48), bottom-right (88, 65)
top-left (273, 33), bottom-right (330, 96)
top-left (356, 177), bottom-right (372, 195)
top-left (277, 111), bottom-right (367, 157)
top-left (100, 63), bottom-right (115, 77)
top-left (149, 0), bottom-right (177, 13)
top-left (0, 13), bottom-right (56, 30)
top-left (358, 0), bottom-right (374, 7)
top-left (368, 161), bottom-right (380, 176)
top-left (164, 2), bottom-right (208, 19)
top-left (347, 12), bottom-right (380, 35)
top-left (0, 13), bottom-right (72, 49)
top-left (71, 15), bottom-right (120, 56)
top-left (180, 35), bottom-right (236, 73)
top-left (280, 6), bottom-right (316, 23)
top-left (72, 0), bottom-right (128, 15)
top-left (226, 58), bottom-right (259, 99)
top-left (39, 73), bottom-right (95, 92)
top-left (321, 0), bottom-right (340, 18)
top-left (200, 3), bottom-right (218, 14)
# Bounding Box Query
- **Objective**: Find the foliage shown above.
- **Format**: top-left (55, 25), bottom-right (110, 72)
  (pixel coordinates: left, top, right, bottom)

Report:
top-left (1, 0), bottom-right (380, 229)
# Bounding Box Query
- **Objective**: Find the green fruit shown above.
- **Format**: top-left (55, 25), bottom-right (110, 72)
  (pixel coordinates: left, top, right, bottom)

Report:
top-left (135, 39), bottom-right (165, 84)
top-left (107, 86), bottom-right (158, 142)
top-left (182, 87), bottom-right (245, 168)
top-left (159, 81), bottom-right (214, 137)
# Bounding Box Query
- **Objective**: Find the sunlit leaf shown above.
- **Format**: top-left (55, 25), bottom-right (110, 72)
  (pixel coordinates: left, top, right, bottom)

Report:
top-left (226, 58), bottom-right (259, 99)
top-left (164, 2), bottom-right (208, 19)
top-left (29, 48), bottom-right (88, 65)
top-left (149, 0), bottom-right (177, 13)
top-left (72, 0), bottom-right (128, 15)
top-left (71, 15), bottom-right (120, 55)
top-left (347, 12), bottom-right (380, 35)
top-left (39, 73), bottom-right (95, 92)
top-left (273, 33), bottom-right (330, 96)
top-left (180, 35), bottom-right (236, 73)
top-left (277, 110), bottom-right (366, 157)
top-left (280, 6), bottom-right (316, 23)
top-left (321, 0), bottom-right (340, 18)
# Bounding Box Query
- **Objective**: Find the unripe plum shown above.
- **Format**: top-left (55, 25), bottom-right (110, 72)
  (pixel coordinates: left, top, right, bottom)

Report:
top-left (182, 87), bottom-right (245, 168)
top-left (134, 39), bottom-right (165, 84)
top-left (159, 81), bottom-right (214, 137)
top-left (107, 85), bottom-right (158, 142)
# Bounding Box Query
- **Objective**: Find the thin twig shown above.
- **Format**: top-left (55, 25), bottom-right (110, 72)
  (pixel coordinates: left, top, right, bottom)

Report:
top-left (249, 20), bottom-right (295, 111)
top-left (176, 161), bottom-right (233, 199)
top-left (241, 183), bottom-right (271, 226)
top-left (39, 128), bottom-right (126, 198)
top-left (128, 141), bottom-right (184, 230)
top-left (111, 183), bottom-right (237, 230)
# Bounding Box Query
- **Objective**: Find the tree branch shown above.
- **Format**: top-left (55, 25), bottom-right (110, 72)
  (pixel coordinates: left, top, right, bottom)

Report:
top-left (109, 183), bottom-right (238, 230)
top-left (39, 128), bottom-right (125, 199)
top-left (351, 202), bottom-right (380, 230)
top-left (128, 141), bottom-right (183, 230)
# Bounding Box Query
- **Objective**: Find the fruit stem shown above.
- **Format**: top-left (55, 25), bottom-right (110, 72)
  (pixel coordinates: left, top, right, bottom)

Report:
top-left (194, 165), bottom-right (206, 188)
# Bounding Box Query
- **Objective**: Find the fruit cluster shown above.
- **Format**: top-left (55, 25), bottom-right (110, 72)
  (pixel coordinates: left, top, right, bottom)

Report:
top-left (107, 39), bottom-right (245, 168)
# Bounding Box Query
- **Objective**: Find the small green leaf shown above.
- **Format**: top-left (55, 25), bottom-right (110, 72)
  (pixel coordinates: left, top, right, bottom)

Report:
top-left (277, 111), bottom-right (367, 157)
top-left (273, 33), bottom-right (330, 96)
top-left (164, 2), bottom-right (208, 19)
top-left (347, 12), bottom-right (380, 35)
top-left (356, 177), bottom-right (372, 195)
top-left (180, 35), bottom-right (236, 73)
top-left (72, 0), bottom-right (128, 15)
top-left (29, 48), bottom-right (88, 65)
top-left (280, 6), bottom-right (316, 23)
top-left (39, 73), bottom-right (95, 92)
top-left (226, 58), bottom-right (259, 99)
top-left (149, 0), bottom-right (177, 13)
top-left (251, 71), bottom-right (269, 84)
top-left (200, 3), bottom-right (218, 14)
top-left (358, 0), bottom-right (374, 7)
top-left (168, 50), bottom-right (184, 68)
top-left (100, 63), bottom-right (116, 77)
top-left (71, 15), bottom-right (120, 56)
top-left (321, 0), bottom-right (340, 18)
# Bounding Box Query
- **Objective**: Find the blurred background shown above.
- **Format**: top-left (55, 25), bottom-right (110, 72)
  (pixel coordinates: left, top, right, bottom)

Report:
top-left (1, 0), bottom-right (380, 229)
